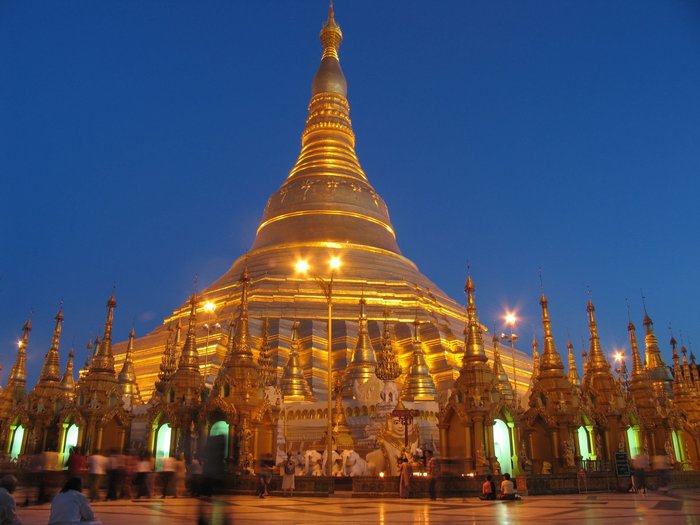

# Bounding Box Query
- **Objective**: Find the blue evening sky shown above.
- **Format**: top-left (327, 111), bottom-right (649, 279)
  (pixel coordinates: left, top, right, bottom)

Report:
top-left (1, 1), bottom-right (699, 386)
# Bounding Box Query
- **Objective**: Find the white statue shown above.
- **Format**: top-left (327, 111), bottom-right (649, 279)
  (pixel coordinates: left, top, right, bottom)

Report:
top-left (304, 449), bottom-right (323, 476)
top-left (353, 375), bottom-right (384, 405)
top-left (322, 449), bottom-right (342, 476)
top-left (341, 449), bottom-right (369, 476)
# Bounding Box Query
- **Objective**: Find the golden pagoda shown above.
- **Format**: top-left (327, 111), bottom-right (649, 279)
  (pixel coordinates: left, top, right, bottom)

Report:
top-left (118, 328), bottom-right (143, 408)
top-left (581, 299), bottom-right (627, 463)
top-left (524, 294), bottom-right (581, 474)
top-left (112, 6), bottom-right (533, 437)
top-left (75, 293), bottom-right (132, 454)
top-left (0, 321), bottom-right (31, 456)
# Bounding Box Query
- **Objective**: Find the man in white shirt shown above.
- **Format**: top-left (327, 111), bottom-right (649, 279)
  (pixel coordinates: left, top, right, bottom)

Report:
top-left (499, 473), bottom-right (517, 500)
top-left (87, 453), bottom-right (107, 502)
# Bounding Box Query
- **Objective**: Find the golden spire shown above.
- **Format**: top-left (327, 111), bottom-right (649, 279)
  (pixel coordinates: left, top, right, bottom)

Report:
top-left (671, 336), bottom-right (688, 396)
top-left (530, 337), bottom-right (540, 382)
top-left (7, 320), bottom-right (30, 388)
top-left (567, 340), bottom-right (580, 387)
top-left (91, 292), bottom-right (117, 372)
top-left (463, 275), bottom-right (487, 364)
top-left (251, 4), bottom-right (400, 255)
top-left (492, 333), bottom-right (514, 402)
top-left (585, 299), bottom-right (611, 374)
top-left (281, 321), bottom-right (315, 401)
top-left (319, 1), bottom-right (343, 61)
top-left (225, 268), bottom-right (254, 362)
top-left (539, 293), bottom-right (565, 377)
top-left (118, 328), bottom-right (142, 405)
top-left (628, 320), bottom-right (647, 381)
top-left (156, 325), bottom-right (176, 393)
top-left (257, 317), bottom-right (275, 387)
top-left (38, 305), bottom-right (63, 383)
top-left (376, 307), bottom-right (401, 381)
top-left (177, 295), bottom-right (200, 370)
top-left (343, 297), bottom-right (378, 393)
top-left (61, 351), bottom-right (76, 393)
top-left (642, 307), bottom-right (673, 394)
top-left (401, 318), bottom-right (437, 401)
top-left (79, 338), bottom-right (92, 380)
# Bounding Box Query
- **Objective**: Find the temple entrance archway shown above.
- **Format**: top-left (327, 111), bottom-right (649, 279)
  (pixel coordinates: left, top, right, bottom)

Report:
top-left (9, 425), bottom-right (24, 460)
top-left (210, 421), bottom-right (230, 458)
top-left (155, 423), bottom-right (172, 468)
top-left (62, 424), bottom-right (79, 457)
top-left (493, 419), bottom-right (512, 475)
top-left (577, 426), bottom-right (593, 461)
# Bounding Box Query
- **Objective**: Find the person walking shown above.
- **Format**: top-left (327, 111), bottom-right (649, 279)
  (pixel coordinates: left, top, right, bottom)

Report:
top-left (47, 477), bottom-right (102, 525)
top-left (134, 453), bottom-right (152, 499)
top-left (399, 458), bottom-right (412, 499)
top-left (0, 475), bottom-right (21, 525)
top-left (86, 453), bottom-right (107, 502)
top-left (281, 454), bottom-right (295, 497)
top-left (160, 455), bottom-right (176, 498)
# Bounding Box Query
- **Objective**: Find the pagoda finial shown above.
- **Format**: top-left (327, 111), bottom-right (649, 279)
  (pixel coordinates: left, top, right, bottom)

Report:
top-left (530, 336), bottom-right (540, 382)
top-left (91, 291), bottom-right (117, 373)
top-left (39, 304), bottom-right (64, 383)
top-left (628, 318), bottom-right (647, 380)
top-left (7, 320), bottom-right (30, 388)
top-left (119, 327), bottom-right (142, 405)
top-left (539, 292), bottom-right (565, 377)
top-left (257, 318), bottom-right (275, 387)
top-left (177, 295), bottom-right (200, 370)
top-left (376, 308), bottom-right (401, 381)
top-left (61, 350), bottom-right (75, 392)
top-left (567, 340), bottom-right (580, 387)
top-left (463, 274), bottom-right (487, 363)
top-left (402, 319), bottom-right (437, 401)
top-left (281, 321), bottom-right (315, 401)
top-left (320, 1), bottom-right (343, 60)
top-left (343, 297), bottom-right (377, 393)
top-left (492, 332), bottom-right (514, 401)
top-left (585, 298), bottom-right (611, 374)
top-left (232, 268), bottom-right (253, 358)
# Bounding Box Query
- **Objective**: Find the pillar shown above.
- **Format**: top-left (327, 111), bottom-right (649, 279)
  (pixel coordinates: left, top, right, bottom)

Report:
top-left (96, 425), bottom-right (104, 454)
top-left (439, 426), bottom-right (448, 457)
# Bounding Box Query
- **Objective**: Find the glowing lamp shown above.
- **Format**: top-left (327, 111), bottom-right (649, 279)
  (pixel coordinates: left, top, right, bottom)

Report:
top-left (329, 256), bottom-right (341, 270)
top-left (295, 259), bottom-right (310, 273)
top-left (379, 471), bottom-right (385, 478)
top-left (504, 311), bottom-right (517, 326)
top-left (203, 301), bottom-right (216, 313)
top-left (613, 351), bottom-right (624, 362)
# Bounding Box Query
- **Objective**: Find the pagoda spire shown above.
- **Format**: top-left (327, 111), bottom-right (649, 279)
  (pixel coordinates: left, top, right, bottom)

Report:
top-left (91, 292), bottom-right (116, 373)
top-left (671, 336), bottom-right (688, 395)
top-left (281, 321), bottom-right (315, 401)
top-left (39, 305), bottom-right (64, 383)
top-left (567, 340), bottom-right (581, 387)
top-left (628, 320), bottom-right (647, 381)
top-left (225, 268), bottom-right (254, 363)
top-left (492, 333), bottom-right (514, 402)
top-left (376, 307), bottom-right (401, 381)
top-left (177, 295), bottom-right (200, 370)
top-left (61, 351), bottom-right (76, 393)
top-left (401, 318), bottom-right (437, 401)
top-left (539, 293), bottom-right (565, 377)
top-left (463, 275), bottom-right (487, 364)
top-left (257, 318), bottom-right (275, 387)
top-left (585, 299), bottom-right (611, 374)
top-left (251, 4), bottom-right (400, 255)
top-left (118, 327), bottom-right (142, 405)
top-left (7, 320), bottom-right (30, 388)
top-left (530, 337), bottom-right (540, 383)
top-left (642, 307), bottom-right (673, 396)
top-left (343, 297), bottom-right (377, 393)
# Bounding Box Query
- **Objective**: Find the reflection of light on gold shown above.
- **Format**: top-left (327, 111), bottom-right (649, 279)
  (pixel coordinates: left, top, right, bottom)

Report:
top-left (329, 256), bottom-right (341, 270)
top-left (256, 210), bottom-right (396, 238)
top-left (17, 340), bottom-right (22, 348)
top-left (379, 471), bottom-right (385, 478)
top-left (505, 311), bottom-right (517, 326)
top-left (295, 259), bottom-right (310, 274)
top-left (203, 301), bottom-right (216, 313)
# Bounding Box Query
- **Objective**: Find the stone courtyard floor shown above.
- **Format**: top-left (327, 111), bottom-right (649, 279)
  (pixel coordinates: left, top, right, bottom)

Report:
top-left (13, 489), bottom-right (700, 524)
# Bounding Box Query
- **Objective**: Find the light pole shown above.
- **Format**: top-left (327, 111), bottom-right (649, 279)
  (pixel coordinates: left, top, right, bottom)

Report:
top-left (295, 255), bottom-right (341, 477)
top-left (501, 311), bottom-right (519, 407)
